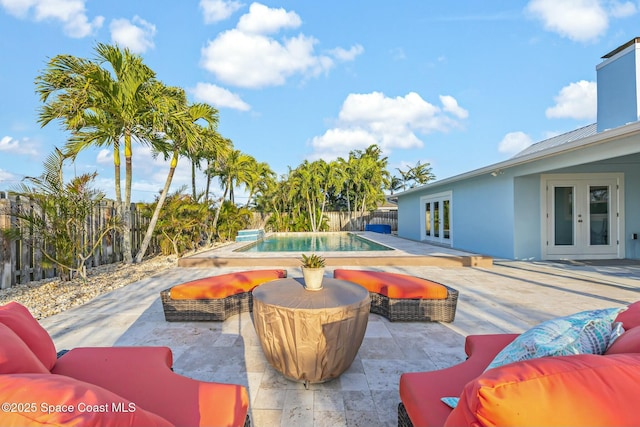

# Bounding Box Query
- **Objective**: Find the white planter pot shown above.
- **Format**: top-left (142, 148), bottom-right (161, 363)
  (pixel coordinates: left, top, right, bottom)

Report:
top-left (301, 267), bottom-right (325, 291)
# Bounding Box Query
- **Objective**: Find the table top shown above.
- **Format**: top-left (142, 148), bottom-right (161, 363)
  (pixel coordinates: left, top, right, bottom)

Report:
top-left (252, 278), bottom-right (369, 310)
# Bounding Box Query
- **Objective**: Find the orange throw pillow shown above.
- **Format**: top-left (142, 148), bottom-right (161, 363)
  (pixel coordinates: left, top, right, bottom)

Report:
top-left (446, 353), bottom-right (640, 427)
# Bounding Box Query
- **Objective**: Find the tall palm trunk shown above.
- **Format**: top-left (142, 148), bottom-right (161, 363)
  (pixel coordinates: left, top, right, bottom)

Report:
top-left (113, 141), bottom-right (123, 237)
top-left (135, 150), bottom-right (178, 263)
top-left (191, 160), bottom-right (197, 200)
top-left (122, 131), bottom-right (133, 263)
top-left (204, 159), bottom-right (212, 204)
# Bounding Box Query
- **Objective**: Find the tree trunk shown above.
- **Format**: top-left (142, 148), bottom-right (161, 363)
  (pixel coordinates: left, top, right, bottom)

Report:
top-left (112, 142), bottom-right (124, 262)
top-left (122, 133), bottom-right (133, 264)
top-left (135, 151), bottom-right (178, 263)
top-left (191, 160), bottom-right (197, 200)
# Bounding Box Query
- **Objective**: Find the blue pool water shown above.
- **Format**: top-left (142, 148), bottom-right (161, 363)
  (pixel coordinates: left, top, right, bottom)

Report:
top-left (237, 233), bottom-right (392, 252)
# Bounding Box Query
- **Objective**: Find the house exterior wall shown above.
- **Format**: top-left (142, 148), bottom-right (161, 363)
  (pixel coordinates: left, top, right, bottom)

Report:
top-left (513, 175), bottom-right (541, 260)
top-left (398, 174), bottom-right (516, 259)
top-left (597, 41), bottom-right (640, 132)
top-left (397, 149), bottom-right (640, 260)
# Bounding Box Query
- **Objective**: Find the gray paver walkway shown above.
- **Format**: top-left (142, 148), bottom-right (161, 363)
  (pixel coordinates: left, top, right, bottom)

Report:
top-left (39, 257), bottom-right (640, 427)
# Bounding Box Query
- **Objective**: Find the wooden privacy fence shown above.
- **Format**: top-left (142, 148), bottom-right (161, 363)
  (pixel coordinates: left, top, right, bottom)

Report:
top-left (0, 192), bottom-right (156, 289)
top-left (248, 210), bottom-right (398, 232)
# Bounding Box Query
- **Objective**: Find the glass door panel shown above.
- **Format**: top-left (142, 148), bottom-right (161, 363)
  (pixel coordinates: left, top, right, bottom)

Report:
top-left (425, 203), bottom-right (431, 236)
top-left (433, 201), bottom-right (440, 238)
top-left (589, 186), bottom-right (609, 246)
top-left (554, 186), bottom-right (574, 246)
top-left (443, 200), bottom-right (450, 239)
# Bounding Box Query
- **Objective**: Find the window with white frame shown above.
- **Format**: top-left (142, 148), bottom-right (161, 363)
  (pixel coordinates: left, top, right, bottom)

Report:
top-left (421, 192), bottom-right (452, 244)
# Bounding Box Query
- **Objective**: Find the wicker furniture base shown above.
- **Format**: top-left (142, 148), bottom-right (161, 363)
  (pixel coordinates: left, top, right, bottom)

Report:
top-left (161, 289), bottom-right (253, 321)
top-left (162, 284), bottom-right (458, 323)
top-left (398, 403), bottom-right (413, 427)
top-left (369, 285), bottom-right (458, 322)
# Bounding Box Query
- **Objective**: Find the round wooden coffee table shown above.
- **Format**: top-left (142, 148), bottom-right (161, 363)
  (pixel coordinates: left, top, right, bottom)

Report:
top-left (252, 277), bottom-right (370, 387)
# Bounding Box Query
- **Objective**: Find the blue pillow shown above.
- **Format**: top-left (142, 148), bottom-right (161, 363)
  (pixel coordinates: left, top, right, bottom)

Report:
top-left (486, 307), bottom-right (625, 372)
top-left (441, 397), bottom-right (459, 408)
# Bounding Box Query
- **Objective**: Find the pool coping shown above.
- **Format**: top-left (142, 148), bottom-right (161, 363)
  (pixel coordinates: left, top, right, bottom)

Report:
top-left (178, 232), bottom-right (493, 268)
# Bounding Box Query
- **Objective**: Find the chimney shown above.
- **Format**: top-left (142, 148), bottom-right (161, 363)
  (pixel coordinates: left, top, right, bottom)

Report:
top-left (596, 37), bottom-right (640, 132)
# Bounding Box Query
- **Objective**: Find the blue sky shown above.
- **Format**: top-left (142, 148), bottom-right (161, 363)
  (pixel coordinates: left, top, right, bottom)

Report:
top-left (1, 1), bottom-right (639, 203)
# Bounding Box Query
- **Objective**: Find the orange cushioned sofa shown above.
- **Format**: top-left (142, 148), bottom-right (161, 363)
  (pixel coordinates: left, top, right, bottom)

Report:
top-left (161, 269), bottom-right (287, 321)
top-left (333, 269), bottom-right (458, 322)
top-left (398, 301), bottom-right (640, 427)
top-left (0, 302), bottom-right (250, 427)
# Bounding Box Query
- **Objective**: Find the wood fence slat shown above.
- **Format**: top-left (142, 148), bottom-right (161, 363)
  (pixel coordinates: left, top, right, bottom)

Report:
top-left (0, 196), bottom-right (158, 288)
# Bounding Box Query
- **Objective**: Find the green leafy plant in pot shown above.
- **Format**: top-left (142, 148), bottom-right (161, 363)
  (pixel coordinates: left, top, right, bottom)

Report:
top-left (300, 253), bottom-right (326, 291)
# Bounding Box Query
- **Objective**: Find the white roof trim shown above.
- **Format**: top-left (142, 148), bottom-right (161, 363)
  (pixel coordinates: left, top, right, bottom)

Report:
top-left (396, 120), bottom-right (640, 197)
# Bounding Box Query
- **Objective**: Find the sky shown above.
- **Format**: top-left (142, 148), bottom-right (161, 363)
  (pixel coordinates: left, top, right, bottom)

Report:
top-left (1, 0), bottom-right (639, 203)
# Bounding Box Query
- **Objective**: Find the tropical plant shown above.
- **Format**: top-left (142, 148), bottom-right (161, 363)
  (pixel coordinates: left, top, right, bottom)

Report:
top-left (3, 148), bottom-right (119, 280)
top-left (207, 147), bottom-right (256, 233)
top-left (300, 253), bottom-right (326, 268)
top-left (134, 94), bottom-right (223, 263)
top-left (216, 201), bottom-right (251, 241)
top-left (143, 188), bottom-right (209, 256)
top-left (395, 160), bottom-right (436, 190)
top-left (35, 43), bottom-right (172, 264)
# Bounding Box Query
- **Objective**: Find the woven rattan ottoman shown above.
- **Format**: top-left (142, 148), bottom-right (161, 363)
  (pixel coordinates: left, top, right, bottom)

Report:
top-left (161, 269), bottom-right (287, 321)
top-left (333, 269), bottom-right (459, 322)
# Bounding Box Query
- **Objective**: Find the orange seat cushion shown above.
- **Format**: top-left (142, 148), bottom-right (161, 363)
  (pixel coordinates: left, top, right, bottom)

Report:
top-left (605, 325), bottom-right (640, 354)
top-left (0, 323), bottom-right (50, 374)
top-left (333, 269), bottom-right (448, 299)
top-left (615, 300), bottom-right (640, 330)
top-left (170, 269), bottom-right (287, 300)
top-left (446, 354), bottom-right (640, 427)
top-left (53, 346), bottom-right (249, 427)
top-left (0, 302), bottom-right (57, 370)
top-left (400, 334), bottom-right (511, 427)
top-left (0, 374), bottom-right (173, 426)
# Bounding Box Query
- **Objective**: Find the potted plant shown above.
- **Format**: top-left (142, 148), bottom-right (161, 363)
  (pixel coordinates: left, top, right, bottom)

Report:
top-left (300, 253), bottom-right (326, 291)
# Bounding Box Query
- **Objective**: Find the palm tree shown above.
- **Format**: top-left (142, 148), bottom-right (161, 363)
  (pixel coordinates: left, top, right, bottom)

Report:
top-left (35, 43), bottom-right (166, 263)
top-left (135, 93), bottom-right (221, 263)
top-left (396, 160), bottom-right (435, 189)
top-left (207, 148), bottom-right (255, 234)
top-left (244, 161), bottom-right (275, 209)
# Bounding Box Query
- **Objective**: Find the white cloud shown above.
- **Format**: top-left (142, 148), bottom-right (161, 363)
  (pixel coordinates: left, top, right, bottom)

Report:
top-left (0, 168), bottom-right (16, 183)
top-left (0, 0), bottom-right (103, 37)
top-left (498, 131), bottom-right (533, 154)
top-left (0, 135), bottom-right (39, 156)
top-left (439, 95), bottom-right (469, 119)
top-left (546, 80), bottom-right (597, 120)
top-left (526, 0), bottom-right (638, 42)
top-left (191, 83), bottom-right (251, 111)
top-left (200, 3), bottom-right (360, 88)
top-left (202, 29), bottom-right (332, 88)
top-left (309, 91), bottom-right (468, 160)
top-left (110, 16), bottom-right (156, 53)
top-left (330, 44), bottom-right (364, 62)
top-left (609, 0), bottom-right (637, 17)
top-left (237, 2), bottom-right (301, 35)
top-left (200, 0), bottom-right (244, 24)
top-left (96, 148), bottom-right (112, 165)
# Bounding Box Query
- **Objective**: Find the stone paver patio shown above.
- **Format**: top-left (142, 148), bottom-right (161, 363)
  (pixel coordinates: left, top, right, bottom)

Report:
top-left (39, 246), bottom-right (640, 427)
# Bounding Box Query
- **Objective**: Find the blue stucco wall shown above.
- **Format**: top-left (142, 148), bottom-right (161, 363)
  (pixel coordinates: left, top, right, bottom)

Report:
top-left (513, 175), bottom-right (541, 260)
top-left (398, 174), bottom-right (516, 259)
top-left (597, 47), bottom-right (639, 132)
top-left (397, 148), bottom-right (640, 260)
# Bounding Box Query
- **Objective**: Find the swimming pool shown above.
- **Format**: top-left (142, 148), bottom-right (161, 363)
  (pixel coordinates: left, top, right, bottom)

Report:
top-left (236, 232), bottom-right (393, 252)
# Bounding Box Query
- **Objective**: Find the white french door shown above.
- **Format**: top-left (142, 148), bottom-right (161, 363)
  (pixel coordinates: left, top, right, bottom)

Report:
top-left (543, 174), bottom-right (623, 259)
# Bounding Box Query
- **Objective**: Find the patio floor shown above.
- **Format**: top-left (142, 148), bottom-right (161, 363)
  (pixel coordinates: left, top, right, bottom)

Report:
top-left (39, 242), bottom-right (640, 427)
